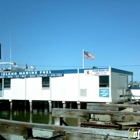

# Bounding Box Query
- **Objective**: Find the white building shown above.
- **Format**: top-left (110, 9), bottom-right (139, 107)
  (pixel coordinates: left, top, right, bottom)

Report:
top-left (0, 66), bottom-right (133, 104)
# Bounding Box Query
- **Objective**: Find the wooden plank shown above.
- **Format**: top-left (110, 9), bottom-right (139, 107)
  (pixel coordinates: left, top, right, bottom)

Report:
top-left (81, 121), bottom-right (120, 129)
top-left (0, 120), bottom-right (28, 137)
top-left (52, 108), bottom-right (89, 119)
top-left (87, 103), bottom-right (119, 111)
top-left (111, 114), bottom-right (140, 122)
top-left (52, 108), bottom-right (140, 123)
top-left (68, 133), bottom-right (129, 140)
top-left (116, 122), bottom-right (139, 130)
top-left (0, 119), bottom-right (129, 138)
top-left (87, 103), bottom-right (140, 111)
top-left (52, 108), bottom-right (140, 118)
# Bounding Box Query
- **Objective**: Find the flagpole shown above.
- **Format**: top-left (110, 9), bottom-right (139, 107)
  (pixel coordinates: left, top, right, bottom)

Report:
top-left (82, 49), bottom-right (84, 69)
top-left (9, 32), bottom-right (12, 70)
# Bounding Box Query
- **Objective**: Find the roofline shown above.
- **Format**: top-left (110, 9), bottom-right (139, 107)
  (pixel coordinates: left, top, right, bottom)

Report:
top-left (111, 67), bottom-right (133, 75)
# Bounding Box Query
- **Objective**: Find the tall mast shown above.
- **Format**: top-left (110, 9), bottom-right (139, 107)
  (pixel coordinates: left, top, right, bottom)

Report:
top-left (9, 32), bottom-right (12, 69)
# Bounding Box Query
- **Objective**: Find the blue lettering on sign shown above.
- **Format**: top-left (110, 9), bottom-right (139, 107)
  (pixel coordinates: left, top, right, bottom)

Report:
top-left (99, 89), bottom-right (109, 97)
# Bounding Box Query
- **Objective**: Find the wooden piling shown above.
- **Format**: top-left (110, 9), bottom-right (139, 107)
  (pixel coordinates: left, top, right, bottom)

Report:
top-left (24, 100), bottom-right (27, 114)
top-left (30, 101), bottom-right (32, 113)
top-left (48, 101), bottom-right (52, 113)
top-left (62, 101), bottom-right (66, 109)
top-left (10, 101), bottom-right (12, 112)
top-left (54, 117), bottom-right (60, 126)
top-left (10, 101), bottom-right (12, 120)
top-left (77, 102), bottom-right (81, 109)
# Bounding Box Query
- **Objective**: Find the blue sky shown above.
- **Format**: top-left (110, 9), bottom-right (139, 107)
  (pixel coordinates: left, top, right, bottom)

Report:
top-left (0, 0), bottom-right (140, 81)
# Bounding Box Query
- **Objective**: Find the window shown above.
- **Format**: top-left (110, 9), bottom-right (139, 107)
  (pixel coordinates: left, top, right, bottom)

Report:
top-left (0, 79), bottom-right (2, 89)
top-left (42, 77), bottom-right (50, 87)
top-left (99, 76), bottom-right (109, 87)
top-left (4, 78), bottom-right (11, 88)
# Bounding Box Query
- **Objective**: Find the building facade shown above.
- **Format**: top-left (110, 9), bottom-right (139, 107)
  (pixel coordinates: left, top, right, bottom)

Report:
top-left (0, 66), bottom-right (133, 104)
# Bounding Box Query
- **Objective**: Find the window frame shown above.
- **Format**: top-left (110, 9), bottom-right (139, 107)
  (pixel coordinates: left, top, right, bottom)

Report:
top-left (42, 77), bottom-right (50, 88)
top-left (4, 78), bottom-right (11, 88)
top-left (99, 75), bottom-right (109, 87)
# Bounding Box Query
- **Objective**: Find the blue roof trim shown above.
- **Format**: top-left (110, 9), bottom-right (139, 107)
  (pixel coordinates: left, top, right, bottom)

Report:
top-left (63, 69), bottom-right (77, 74)
top-left (131, 87), bottom-right (140, 89)
top-left (111, 68), bottom-right (133, 75)
top-left (51, 70), bottom-right (64, 74)
top-left (79, 69), bottom-right (84, 73)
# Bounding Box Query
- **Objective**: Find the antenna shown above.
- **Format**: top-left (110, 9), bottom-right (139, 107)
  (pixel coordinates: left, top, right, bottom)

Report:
top-left (9, 32), bottom-right (12, 69)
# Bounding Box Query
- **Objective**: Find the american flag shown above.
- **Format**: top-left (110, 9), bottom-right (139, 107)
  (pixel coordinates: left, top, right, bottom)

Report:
top-left (26, 64), bottom-right (28, 69)
top-left (84, 51), bottom-right (95, 60)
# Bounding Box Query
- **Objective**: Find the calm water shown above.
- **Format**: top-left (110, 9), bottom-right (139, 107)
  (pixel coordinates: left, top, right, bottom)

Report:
top-left (0, 110), bottom-right (81, 126)
top-left (0, 110), bottom-right (83, 140)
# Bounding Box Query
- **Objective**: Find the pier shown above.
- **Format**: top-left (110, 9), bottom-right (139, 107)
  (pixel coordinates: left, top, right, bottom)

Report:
top-left (0, 118), bottom-right (130, 140)
top-left (0, 103), bottom-right (140, 139)
top-left (0, 100), bottom-right (86, 114)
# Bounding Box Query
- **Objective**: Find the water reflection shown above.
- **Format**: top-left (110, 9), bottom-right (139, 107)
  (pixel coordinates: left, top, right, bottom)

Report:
top-left (0, 111), bottom-right (53, 124)
top-left (0, 111), bottom-right (84, 140)
top-left (0, 111), bottom-right (83, 126)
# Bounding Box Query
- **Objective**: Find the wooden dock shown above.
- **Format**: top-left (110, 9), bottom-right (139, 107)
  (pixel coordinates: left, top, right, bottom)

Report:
top-left (0, 118), bottom-right (130, 140)
top-left (0, 103), bottom-right (140, 139)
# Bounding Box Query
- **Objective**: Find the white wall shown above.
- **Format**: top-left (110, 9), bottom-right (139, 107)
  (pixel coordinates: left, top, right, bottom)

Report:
top-left (111, 73), bottom-right (120, 103)
top-left (64, 74), bottom-right (79, 101)
top-left (2, 71), bottom-right (129, 103)
top-left (79, 74), bottom-right (112, 102)
top-left (3, 73), bottom-right (112, 102)
top-left (3, 77), bottom-right (50, 101)
top-left (51, 74), bottom-right (79, 101)
top-left (111, 72), bottom-right (128, 103)
top-left (51, 72), bottom-right (112, 102)
top-left (26, 77), bottom-right (49, 101)
top-left (4, 78), bottom-right (25, 100)
top-left (50, 76), bottom-right (65, 101)
top-left (3, 89), bottom-right (11, 100)
top-left (41, 89), bottom-right (50, 101)
top-left (79, 74), bottom-right (98, 102)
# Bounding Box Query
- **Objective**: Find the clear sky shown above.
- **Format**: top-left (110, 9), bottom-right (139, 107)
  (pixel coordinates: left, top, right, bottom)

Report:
top-left (0, 0), bottom-right (140, 81)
